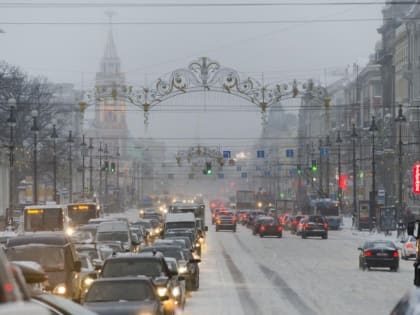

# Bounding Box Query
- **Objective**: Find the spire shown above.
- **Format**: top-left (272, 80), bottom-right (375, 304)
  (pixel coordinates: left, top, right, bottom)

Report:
top-left (100, 11), bottom-right (120, 74)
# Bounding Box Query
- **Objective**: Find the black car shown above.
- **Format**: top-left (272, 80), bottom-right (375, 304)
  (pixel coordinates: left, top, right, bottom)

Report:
top-left (252, 216), bottom-right (275, 235)
top-left (142, 245), bottom-right (200, 292)
top-left (100, 253), bottom-right (178, 315)
top-left (301, 216), bottom-right (328, 239)
top-left (358, 240), bottom-right (400, 272)
top-left (215, 210), bottom-right (237, 232)
top-left (84, 277), bottom-right (166, 315)
top-left (257, 217), bottom-right (283, 238)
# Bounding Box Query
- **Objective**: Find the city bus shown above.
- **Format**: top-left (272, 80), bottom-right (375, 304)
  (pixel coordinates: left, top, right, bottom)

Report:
top-left (67, 202), bottom-right (99, 226)
top-left (22, 203), bottom-right (71, 234)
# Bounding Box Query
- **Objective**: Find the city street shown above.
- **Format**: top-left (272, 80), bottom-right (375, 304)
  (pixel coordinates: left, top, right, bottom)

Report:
top-left (184, 218), bottom-right (412, 315)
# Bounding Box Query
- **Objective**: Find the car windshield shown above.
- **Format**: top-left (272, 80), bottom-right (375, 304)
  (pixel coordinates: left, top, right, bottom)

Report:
top-left (133, 222), bottom-right (152, 229)
top-left (143, 248), bottom-right (184, 261)
top-left (97, 231), bottom-right (128, 243)
top-left (7, 245), bottom-right (65, 271)
top-left (166, 222), bottom-right (195, 229)
top-left (366, 241), bottom-right (395, 249)
top-left (77, 247), bottom-right (99, 260)
top-left (85, 280), bottom-right (155, 302)
top-left (102, 259), bottom-right (163, 278)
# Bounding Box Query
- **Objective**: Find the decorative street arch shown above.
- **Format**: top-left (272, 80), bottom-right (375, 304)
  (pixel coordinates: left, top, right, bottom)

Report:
top-left (80, 57), bottom-right (330, 128)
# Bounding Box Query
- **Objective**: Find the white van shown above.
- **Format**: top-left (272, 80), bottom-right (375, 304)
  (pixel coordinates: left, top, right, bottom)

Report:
top-left (164, 213), bottom-right (196, 232)
top-left (96, 221), bottom-right (139, 252)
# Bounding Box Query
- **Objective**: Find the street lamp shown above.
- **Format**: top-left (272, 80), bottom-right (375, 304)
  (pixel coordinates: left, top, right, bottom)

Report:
top-left (80, 134), bottom-right (88, 200)
top-left (88, 138), bottom-right (94, 196)
top-left (395, 104), bottom-right (407, 219)
top-left (351, 124), bottom-right (358, 220)
top-left (31, 110), bottom-right (39, 204)
top-left (325, 135), bottom-right (331, 198)
top-left (51, 119), bottom-right (58, 202)
top-left (369, 116), bottom-right (378, 228)
top-left (67, 130), bottom-right (74, 203)
top-left (7, 98), bottom-right (16, 222)
top-left (336, 131), bottom-right (343, 213)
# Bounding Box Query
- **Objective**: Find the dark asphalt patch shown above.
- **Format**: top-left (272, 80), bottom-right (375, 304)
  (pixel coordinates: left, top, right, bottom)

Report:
top-left (221, 245), bottom-right (263, 315)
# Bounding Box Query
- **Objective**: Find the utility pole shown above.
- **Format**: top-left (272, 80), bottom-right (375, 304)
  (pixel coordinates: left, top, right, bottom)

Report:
top-left (31, 110), bottom-right (39, 204)
top-left (319, 138), bottom-right (324, 197)
top-left (369, 116), bottom-right (378, 228)
top-left (395, 104), bottom-right (407, 219)
top-left (336, 131), bottom-right (343, 214)
top-left (351, 124), bottom-right (358, 218)
top-left (88, 138), bottom-right (93, 196)
top-left (325, 135), bottom-right (331, 198)
top-left (104, 144), bottom-right (109, 213)
top-left (7, 98), bottom-right (16, 220)
top-left (80, 135), bottom-right (87, 200)
top-left (51, 120), bottom-right (58, 202)
top-left (67, 131), bottom-right (74, 203)
top-left (99, 142), bottom-right (103, 206)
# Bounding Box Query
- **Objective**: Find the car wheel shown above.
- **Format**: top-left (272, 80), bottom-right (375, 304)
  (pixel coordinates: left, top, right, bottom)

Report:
top-left (215, 227), bottom-right (219, 232)
top-left (322, 233), bottom-right (328, 239)
top-left (252, 230), bottom-right (256, 235)
top-left (260, 233), bottom-right (264, 238)
top-left (301, 232), bottom-right (306, 239)
top-left (278, 233), bottom-right (282, 238)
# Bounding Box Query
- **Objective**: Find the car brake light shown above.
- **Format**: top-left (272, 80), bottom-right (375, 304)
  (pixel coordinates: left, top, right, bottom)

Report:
top-left (4, 283), bottom-right (13, 293)
top-left (303, 223), bottom-right (309, 228)
top-left (260, 225), bottom-right (266, 232)
top-left (407, 243), bottom-right (414, 249)
top-left (277, 226), bottom-right (282, 232)
top-left (293, 220), bottom-right (298, 225)
top-left (323, 222), bottom-right (328, 229)
top-left (364, 250), bottom-right (372, 257)
top-left (393, 251), bottom-right (399, 257)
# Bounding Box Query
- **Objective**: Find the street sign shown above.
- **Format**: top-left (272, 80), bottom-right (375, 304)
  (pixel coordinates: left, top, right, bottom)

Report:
top-left (241, 172), bottom-right (247, 178)
top-left (286, 149), bottom-right (294, 158)
top-left (320, 147), bottom-right (329, 157)
top-left (223, 151), bottom-right (231, 159)
top-left (413, 162), bottom-right (420, 194)
top-left (257, 150), bottom-right (265, 158)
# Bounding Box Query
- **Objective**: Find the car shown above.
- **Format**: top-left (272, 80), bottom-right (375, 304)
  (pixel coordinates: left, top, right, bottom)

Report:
top-left (100, 253), bottom-right (178, 315)
top-left (358, 240), bottom-right (400, 272)
top-left (301, 216), bottom-right (328, 239)
top-left (325, 216), bottom-right (342, 230)
top-left (252, 216), bottom-right (274, 235)
top-left (33, 292), bottom-right (98, 315)
top-left (164, 257), bottom-right (186, 309)
top-left (290, 215), bottom-right (306, 234)
top-left (84, 277), bottom-right (166, 315)
top-left (390, 288), bottom-right (420, 315)
top-left (257, 217), bottom-right (283, 238)
top-left (215, 210), bottom-right (237, 232)
top-left (401, 236), bottom-right (416, 260)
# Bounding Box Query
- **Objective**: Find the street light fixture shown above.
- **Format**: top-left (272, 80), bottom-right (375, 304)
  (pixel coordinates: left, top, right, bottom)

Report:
top-left (336, 131), bottom-right (343, 213)
top-left (67, 130), bottom-right (74, 203)
top-left (51, 119), bottom-right (58, 202)
top-left (395, 104), bottom-right (407, 219)
top-left (31, 110), bottom-right (39, 204)
top-left (7, 98), bottom-right (16, 223)
top-left (80, 134), bottom-right (88, 200)
top-left (351, 124), bottom-right (358, 220)
top-left (369, 116), bottom-right (378, 228)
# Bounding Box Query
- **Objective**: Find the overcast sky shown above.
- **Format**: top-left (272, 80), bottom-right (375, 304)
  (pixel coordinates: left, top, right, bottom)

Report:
top-left (0, 0), bottom-right (384, 154)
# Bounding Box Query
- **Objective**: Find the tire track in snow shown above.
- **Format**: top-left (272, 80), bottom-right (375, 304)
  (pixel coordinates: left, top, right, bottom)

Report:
top-left (233, 233), bottom-right (318, 315)
top-left (220, 244), bottom-right (263, 315)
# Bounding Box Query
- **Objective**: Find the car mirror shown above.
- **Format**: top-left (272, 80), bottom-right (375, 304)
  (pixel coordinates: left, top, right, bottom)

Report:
top-left (178, 275), bottom-right (185, 281)
top-left (357, 247), bottom-right (363, 251)
top-left (74, 261), bottom-right (82, 273)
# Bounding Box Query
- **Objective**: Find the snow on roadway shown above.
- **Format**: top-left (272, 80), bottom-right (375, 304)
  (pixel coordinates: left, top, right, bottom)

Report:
top-left (183, 215), bottom-right (414, 315)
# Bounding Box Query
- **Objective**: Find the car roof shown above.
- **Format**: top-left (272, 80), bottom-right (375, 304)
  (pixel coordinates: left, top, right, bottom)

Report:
top-left (107, 253), bottom-right (164, 261)
top-left (7, 233), bottom-right (71, 247)
top-left (165, 213), bottom-right (195, 222)
top-left (92, 276), bottom-right (152, 283)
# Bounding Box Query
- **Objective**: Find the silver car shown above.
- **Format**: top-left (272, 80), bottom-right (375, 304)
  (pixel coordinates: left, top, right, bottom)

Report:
top-left (401, 236), bottom-right (416, 260)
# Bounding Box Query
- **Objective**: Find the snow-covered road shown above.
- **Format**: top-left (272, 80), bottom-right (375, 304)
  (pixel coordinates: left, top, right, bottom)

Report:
top-left (183, 218), bottom-right (413, 315)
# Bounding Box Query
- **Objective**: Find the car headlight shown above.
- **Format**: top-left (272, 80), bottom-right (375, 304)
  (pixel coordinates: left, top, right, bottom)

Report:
top-left (65, 227), bottom-right (74, 236)
top-left (171, 286), bottom-right (181, 297)
top-left (157, 287), bottom-right (168, 297)
top-left (84, 277), bottom-right (95, 288)
top-left (195, 242), bottom-right (201, 248)
top-left (178, 265), bottom-right (188, 274)
top-left (155, 228), bottom-right (160, 234)
top-left (53, 283), bottom-right (66, 295)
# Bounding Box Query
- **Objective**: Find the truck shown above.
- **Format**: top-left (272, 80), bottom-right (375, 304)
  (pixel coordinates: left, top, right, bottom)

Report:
top-left (358, 200), bottom-right (370, 230)
top-left (236, 190), bottom-right (256, 210)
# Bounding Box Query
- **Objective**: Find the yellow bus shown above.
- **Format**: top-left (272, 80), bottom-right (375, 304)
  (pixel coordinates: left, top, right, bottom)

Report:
top-left (67, 202), bottom-right (99, 226)
top-left (23, 203), bottom-right (69, 233)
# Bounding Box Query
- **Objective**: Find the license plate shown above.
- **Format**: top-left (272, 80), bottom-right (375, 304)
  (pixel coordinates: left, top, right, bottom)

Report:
top-left (376, 253), bottom-right (388, 257)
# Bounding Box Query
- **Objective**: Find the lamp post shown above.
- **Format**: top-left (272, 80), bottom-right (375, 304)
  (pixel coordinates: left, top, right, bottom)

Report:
top-left (80, 134), bottom-right (88, 200)
top-left (67, 131), bottom-right (74, 203)
top-left (99, 142), bottom-right (103, 205)
top-left (395, 104), bottom-right (407, 219)
top-left (88, 138), bottom-right (93, 196)
top-left (51, 119), bottom-right (58, 202)
top-left (104, 144), bottom-right (109, 213)
top-left (336, 131), bottom-right (343, 213)
top-left (351, 124), bottom-right (358, 219)
top-left (7, 98), bottom-right (16, 220)
top-left (319, 138), bottom-right (324, 196)
top-left (116, 147), bottom-right (120, 209)
top-left (369, 116), bottom-right (378, 228)
top-left (31, 110), bottom-right (39, 204)
top-left (325, 135), bottom-right (331, 198)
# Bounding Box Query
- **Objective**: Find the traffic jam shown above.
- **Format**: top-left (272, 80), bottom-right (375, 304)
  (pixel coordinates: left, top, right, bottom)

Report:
top-left (0, 199), bottom-right (206, 315)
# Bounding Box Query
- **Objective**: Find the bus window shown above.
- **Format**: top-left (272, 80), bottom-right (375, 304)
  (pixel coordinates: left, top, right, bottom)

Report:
top-left (24, 208), bottom-right (63, 232)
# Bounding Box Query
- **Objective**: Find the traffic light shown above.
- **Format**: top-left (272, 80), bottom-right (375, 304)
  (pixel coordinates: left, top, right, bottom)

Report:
top-left (311, 160), bottom-right (318, 172)
top-left (111, 162), bottom-right (116, 174)
top-left (339, 174), bottom-right (348, 190)
top-left (104, 161), bottom-right (109, 172)
top-left (205, 162), bottom-right (212, 175)
top-left (297, 164), bottom-right (302, 176)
